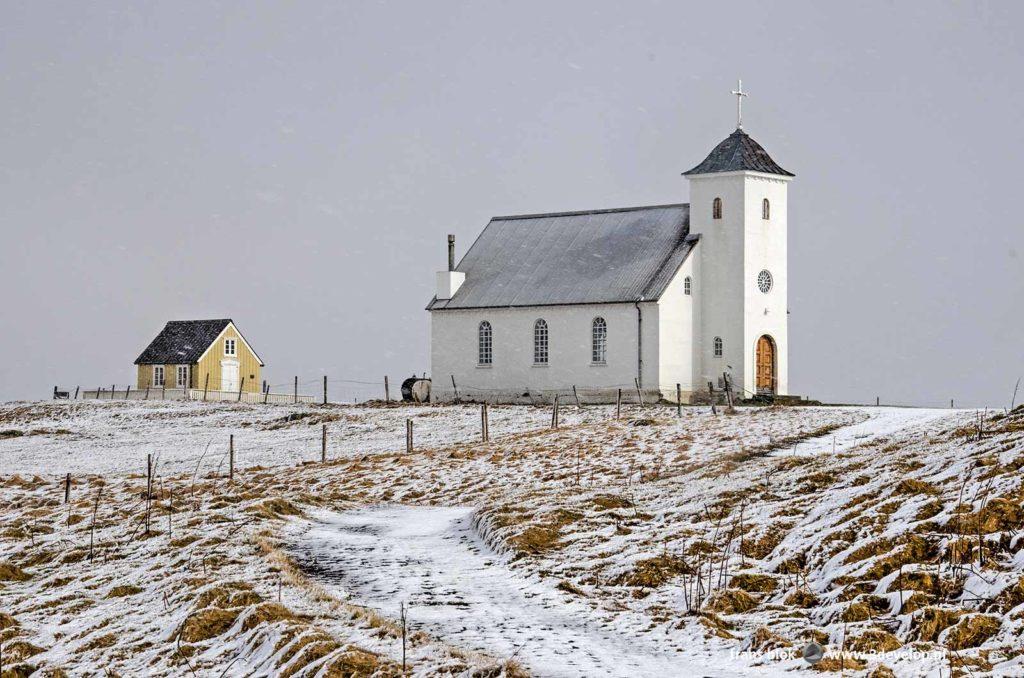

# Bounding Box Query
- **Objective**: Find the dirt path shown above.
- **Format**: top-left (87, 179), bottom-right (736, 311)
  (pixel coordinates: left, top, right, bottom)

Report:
top-left (289, 506), bottom-right (784, 678)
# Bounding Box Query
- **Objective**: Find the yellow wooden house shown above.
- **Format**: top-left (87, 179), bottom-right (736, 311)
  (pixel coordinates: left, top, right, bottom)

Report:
top-left (135, 319), bottom-right (264, 394)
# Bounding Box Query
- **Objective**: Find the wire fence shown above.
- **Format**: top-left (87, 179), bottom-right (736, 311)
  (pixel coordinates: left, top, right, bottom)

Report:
top-left (51, 374), bottom-right (981, 409)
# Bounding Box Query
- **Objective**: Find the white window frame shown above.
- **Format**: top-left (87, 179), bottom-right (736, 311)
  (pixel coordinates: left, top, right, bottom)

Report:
top-left (152, 365), bottom-right (165, 387)
top-left (533, 319), bottom-right (549, 365)
top-left (591, 317), bottom-right (607, 365)
top-left (714, 337), bottom-right (723, 358)
top-left (713, 197), bottom-right (722, 220)
top-left (684, 276), bottom-right (692, 296)
top-left (224, 338), bottom-right (237, 356)
top-left (176, 364), bottom-right (190, 388)
top-left (762, 198), bottom-right (770, 220)
top-left (478, 321), bottom-right (493, 366)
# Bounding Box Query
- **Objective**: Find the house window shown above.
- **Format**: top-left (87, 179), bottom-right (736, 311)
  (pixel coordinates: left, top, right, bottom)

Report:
top-left (757, 270), bottom-right (774, 294)
top-left (762, 198), bottom-right (770, 220)
top-left (592, 317), bottom-right (607, 364)
top-left (153, 365), bottom-right (165, 387)
top-left (176, 365), bottom-right (189, 388)
top-left (713, 197), bottom-right (722, 220)
top-left (533, 319), bottom-right (549, 365)
top-left (478, 321), bottom-right (492, 365)
top-left (714, 337), bottom-right (723, 357)
top-left (684, 276), bottom-right (692, 296)
top-left (225, 338), bottom-right (237, 356)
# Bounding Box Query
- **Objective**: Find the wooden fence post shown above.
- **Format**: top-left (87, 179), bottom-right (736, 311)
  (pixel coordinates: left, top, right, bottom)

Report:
top-left (551, 395), bottom-right (560, 430)
top-left (294, 376), bottom-right (298, 404)
top-left (676, 383), bottom-right (682, 417)
top-left (162, 385), bottom-right (166, 400)
top-left (405, 419), bottom-right (413, 453)
top-left (263, 382), bottom-right (270, 404)
top-left (53, 386), bottom-right (57, 399)
top-left (616, 388), bottom-right (622, 419)
top-left (323, 375), bottom-right (328, 405)
top-left (384, 376), bottom-right (390, 403)
top-left (451, 375), bottom-right (459, 403)
top-left (125, 385), bottom-right (131, 399)
top-left (708, 381), bottom-right (717, 415)
top-left (110, 384), bottom-right (115, 400)
top-left (146, 454), bottom-right (153, 534)
top-left (144, 387), bottom-right (150, 401)
top-left (634, 378), bottom-right (644, 408)
top-left (74, 386), bottom-right (79, 399)
top-left (876, 396), bottom-right (880, 406)
top-left (573, 385), bottom-right (582, 409)
top-left (321, 424), bottom-right (327, 463)
top-left (64, 473), bottom-right (71, 504)
top-left (723, 373), bottom-right (734, 410)
top-left (237, 376), bottom-right (245, 402)
top-left (203, 373), bottom-right (210, 401)
top-left (229, 435), bottom-right (234, 482)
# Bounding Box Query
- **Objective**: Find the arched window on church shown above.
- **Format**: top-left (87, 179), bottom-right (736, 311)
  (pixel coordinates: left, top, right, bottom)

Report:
top-left (592, 317), bottom-right (607, 364)
top-left (478, 321), bottom-right (492, 365)
top-left (762, 198), bottom-right (770, 220)
top-left (713, 336), bottom-right (723, 357)
top-left (684, 276), bottom-right (692, 296)
top-left (533, 319), bottom-right (548, 365)
top-left (713, 197), bottom-right (722, 220)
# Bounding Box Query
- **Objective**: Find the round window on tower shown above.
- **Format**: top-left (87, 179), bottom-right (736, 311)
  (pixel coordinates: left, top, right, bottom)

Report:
top-left (757, 270), bottom-right (773, 294)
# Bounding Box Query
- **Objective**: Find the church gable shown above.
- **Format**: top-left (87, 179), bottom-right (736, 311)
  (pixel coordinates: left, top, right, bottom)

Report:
top-left (428, 204), bottom-right (695, 310)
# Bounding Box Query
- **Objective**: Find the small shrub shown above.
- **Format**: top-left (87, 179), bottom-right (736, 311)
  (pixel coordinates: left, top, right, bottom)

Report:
top-left (730, 573), bottom-right (777, 594)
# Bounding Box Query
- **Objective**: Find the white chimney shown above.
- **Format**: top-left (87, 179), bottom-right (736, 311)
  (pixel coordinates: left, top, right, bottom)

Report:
top-left (436, 234), bottom-right (465, 300)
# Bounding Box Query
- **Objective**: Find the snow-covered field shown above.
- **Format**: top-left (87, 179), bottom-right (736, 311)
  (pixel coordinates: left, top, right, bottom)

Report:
top-left (2, 399), bottom-right (1023, 677)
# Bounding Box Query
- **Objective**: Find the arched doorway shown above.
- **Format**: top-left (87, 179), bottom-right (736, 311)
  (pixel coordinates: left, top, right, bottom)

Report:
top-left (755, 335), bottom-right (776, 395)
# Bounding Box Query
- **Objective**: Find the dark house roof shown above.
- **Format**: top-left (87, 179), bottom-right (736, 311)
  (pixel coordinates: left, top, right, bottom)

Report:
top-left (684, 128), bottom-right (794, 177)
top-left (134, 319), bottom-right (256, 365)
top-left (427, 204), bottom-right (697, 310)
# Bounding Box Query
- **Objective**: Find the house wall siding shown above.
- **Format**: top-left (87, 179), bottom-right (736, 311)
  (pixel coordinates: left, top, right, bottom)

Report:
top-left (194, 325), bottom-right (262, 393)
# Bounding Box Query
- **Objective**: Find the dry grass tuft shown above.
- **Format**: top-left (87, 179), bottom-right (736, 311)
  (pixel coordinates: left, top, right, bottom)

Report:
top-left (240, 602), bottom-right (295, 632)
top-left (848, 628), bottom-right (902, 653)
top-left (730, 573), bottom-right (777, 594)
top-left (784, 589), bottom-right (819, 608)
top-left (912, 607), bottom-right (961, 642)
top-left (746, 626), bottom-right (791, 652)
top-left (894, 479), bottom-right (940, 496)
top-left (248, 498), bottom-right (304, 520)
top-left (613, 554), bottom-right (692, 588)
top-left (105, 585), bottom-right (143, 598)
top-left (707, 589), bottom-right (758, 614)
top-left (944, 614), bottom-right (1001, 650)
top-left (0, 562), bottom-right (31, 582)
top-left (175, 607), bottom-right (241, 643)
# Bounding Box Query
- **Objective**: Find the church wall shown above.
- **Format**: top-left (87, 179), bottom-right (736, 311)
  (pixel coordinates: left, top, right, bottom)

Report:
top-left (656, 249), bottom-right (699, 400)
top-left (429, 303), bottom-right (658, 403)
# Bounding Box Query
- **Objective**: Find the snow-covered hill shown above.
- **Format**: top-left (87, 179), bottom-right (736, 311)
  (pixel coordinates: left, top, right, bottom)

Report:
top-left (1, 400), bottom-right (1021, 676)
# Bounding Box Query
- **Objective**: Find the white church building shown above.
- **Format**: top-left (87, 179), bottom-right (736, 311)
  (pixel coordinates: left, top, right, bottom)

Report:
top-left (428, 111), bottom-right (793, 404)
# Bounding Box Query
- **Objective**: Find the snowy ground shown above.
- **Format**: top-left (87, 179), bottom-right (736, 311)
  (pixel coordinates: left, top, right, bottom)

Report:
top-left (2, 399), bottom-right (1023, 677)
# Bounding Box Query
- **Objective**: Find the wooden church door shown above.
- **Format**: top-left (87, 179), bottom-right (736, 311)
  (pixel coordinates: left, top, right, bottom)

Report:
top-left (755, 335), bottom-right (776, 394)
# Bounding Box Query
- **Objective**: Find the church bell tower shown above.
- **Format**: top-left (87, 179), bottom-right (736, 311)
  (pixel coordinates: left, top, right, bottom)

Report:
top-left (684, 81), bottom-right (794, 399)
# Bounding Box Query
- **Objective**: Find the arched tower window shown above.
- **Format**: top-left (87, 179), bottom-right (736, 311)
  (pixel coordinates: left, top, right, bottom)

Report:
top-left (713, 336), bottom-right (723, 358)
top-left (683, 276), bottom-right (692, 296)
top-left (762, 198), bottom-right (770, 220)
top-left (478, 321), bottom-right (492, 365)
top-left (533, 319), bottom-right (549, 365)
top-left (591, 317), bottom-right (607, 364)
top-left (712, 197), bottom-right (722, 220)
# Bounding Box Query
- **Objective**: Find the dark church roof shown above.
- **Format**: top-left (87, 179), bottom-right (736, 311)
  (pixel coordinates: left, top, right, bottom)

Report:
top-left (427, 204), bottom-right (697, 310)
top-left (134, 319), bottom-right (256, 365)
top-left (684, 128), bottom-right (794, 177)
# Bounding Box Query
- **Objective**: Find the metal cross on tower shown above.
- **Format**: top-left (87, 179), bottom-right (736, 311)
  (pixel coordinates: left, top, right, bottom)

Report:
top-left (732, 79), bottom-right (748, 129)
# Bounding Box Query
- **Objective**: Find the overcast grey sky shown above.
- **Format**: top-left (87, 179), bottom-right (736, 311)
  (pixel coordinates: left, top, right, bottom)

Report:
top-left (1, 1), bottom-right (1021, 406)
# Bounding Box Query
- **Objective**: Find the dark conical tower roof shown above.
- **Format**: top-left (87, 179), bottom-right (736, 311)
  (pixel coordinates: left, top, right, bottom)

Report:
top-left (684, 128), bottom-right (793, 177)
